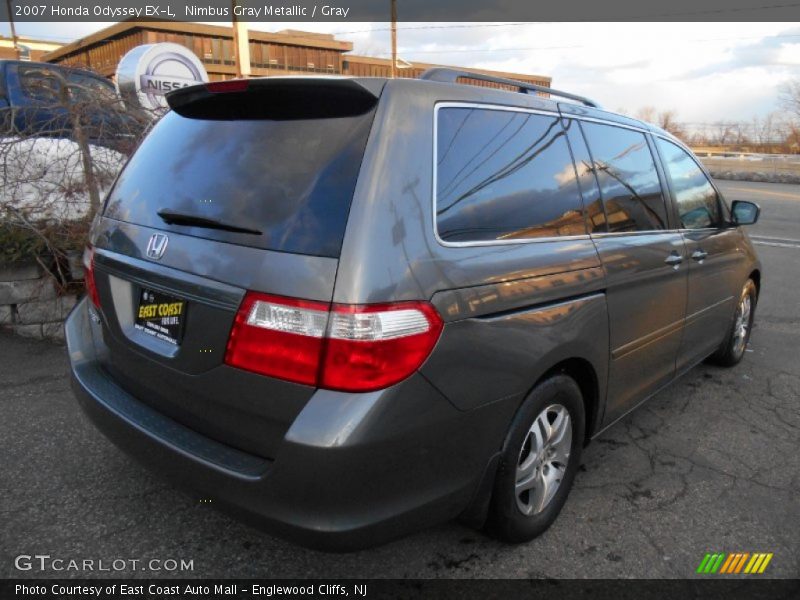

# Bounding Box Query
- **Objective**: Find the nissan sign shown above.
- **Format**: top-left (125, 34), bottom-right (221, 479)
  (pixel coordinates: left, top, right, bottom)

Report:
top-left (117, 43), bottom-right (209, 111)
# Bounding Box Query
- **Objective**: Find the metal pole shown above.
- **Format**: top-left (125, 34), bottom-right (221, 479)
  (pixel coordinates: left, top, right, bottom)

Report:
top-left (230, 0), bottom-right (251, 78)
top-left (231, 0), bottom-right (242, 78)
top-left (390, 0), bottom-right (397, 78)
top-left (6, 0), bottom-right (21, 60)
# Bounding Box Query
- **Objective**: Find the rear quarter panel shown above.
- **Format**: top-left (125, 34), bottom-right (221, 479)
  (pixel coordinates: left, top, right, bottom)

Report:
top-left (335, 80), bottom-right (610, 422)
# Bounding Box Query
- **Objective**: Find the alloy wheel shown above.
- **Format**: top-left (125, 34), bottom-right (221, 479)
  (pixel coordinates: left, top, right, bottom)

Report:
top-left (515, 404), bottom-right (572, 515)
top-left (732, 293), bottom-right (752, 357)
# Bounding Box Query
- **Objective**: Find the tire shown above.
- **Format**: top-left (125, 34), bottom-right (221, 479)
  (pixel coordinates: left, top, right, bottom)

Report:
top-left (707, 279), bottom-right (757, 367)
top-left (487, 374), bottom-right (585, 543)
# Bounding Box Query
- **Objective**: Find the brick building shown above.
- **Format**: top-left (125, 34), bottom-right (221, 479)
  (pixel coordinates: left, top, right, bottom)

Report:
top-left (41, 21), bottom-right (551, 89)
top-left (0, 36), bottom-right (63, 62)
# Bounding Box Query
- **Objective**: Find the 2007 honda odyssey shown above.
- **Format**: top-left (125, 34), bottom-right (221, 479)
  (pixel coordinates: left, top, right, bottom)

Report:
top-left (66, 69), bottom-right (762, 550)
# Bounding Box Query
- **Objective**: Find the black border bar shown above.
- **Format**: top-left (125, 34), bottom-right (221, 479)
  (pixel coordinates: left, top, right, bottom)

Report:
top-left (3, 579), bottom-right (800, 600)
top-left (2, 0), bottom-right (800, 22)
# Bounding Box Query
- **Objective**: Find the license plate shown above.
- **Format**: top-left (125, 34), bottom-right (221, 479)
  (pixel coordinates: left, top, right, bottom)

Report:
top-left (134, 288), bottom-right (186, 345)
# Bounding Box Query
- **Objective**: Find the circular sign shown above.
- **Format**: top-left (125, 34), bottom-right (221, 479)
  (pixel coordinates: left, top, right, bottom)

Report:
top-left (117, 43), bottom-right (209, 111)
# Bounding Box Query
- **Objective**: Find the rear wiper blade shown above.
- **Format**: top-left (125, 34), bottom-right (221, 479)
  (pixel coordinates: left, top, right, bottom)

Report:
top-left (156, 209), bottom-right (262, 236)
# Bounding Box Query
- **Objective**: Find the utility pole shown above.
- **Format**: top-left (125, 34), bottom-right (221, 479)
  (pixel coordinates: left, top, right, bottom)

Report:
top-left (231, 0), bottom-right (251, 78)
top-left (6, 0), bottom-right (21, 60)
top-left (390, 0), bottom-right (397, 78)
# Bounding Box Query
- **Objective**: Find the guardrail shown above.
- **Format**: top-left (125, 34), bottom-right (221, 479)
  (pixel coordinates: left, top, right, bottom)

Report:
top-left (696, 154), bottom-right (800, 177)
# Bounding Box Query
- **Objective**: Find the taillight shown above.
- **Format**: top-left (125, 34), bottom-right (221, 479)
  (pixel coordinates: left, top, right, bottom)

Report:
top-left (321, 303), bottom-right (443, 391)
top-left (82, 245), bottom-right (101, 309)
top-left (225, 293), bottom-right (328, 387)
top-left (205, 79), bottom-right (250, 93)
top-left (225, 292), bottom-right (443, 392)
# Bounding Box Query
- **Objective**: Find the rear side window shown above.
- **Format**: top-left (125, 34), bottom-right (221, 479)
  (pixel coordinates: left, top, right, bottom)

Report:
top-left (435, 106), bottom-right (586, 243)
top-left (656, 138), bottom-right (721, 229)
top-left (581, 122), bottom-right (668, 232)
top-left (67, 71), bottom-right (119, 104)
top-left (562, 118), bottom-right (605, 233)
top-left (104, 109), bottom-right (375, 258)
top-left (18, 65), bottom-right (60, 103)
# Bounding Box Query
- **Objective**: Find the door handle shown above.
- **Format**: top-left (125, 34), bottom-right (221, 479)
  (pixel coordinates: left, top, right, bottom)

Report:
top-left (691, 249), bottom-right (708, 262)
top-left (664, 253), bottom-right (683, 268)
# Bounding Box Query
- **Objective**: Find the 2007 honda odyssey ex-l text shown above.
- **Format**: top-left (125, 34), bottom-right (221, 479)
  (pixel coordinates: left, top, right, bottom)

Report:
top-left (66, 69), bottom-right (762, 550)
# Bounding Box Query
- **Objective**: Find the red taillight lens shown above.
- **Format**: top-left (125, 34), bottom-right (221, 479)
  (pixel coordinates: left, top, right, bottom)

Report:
top-left (224, 293), bottom-right (443, 392)
top-left (82, 245), bottom-right (101, 309)
top-left (320, 302), bottom-right (443, 392)
top-left (205, 79), bottom-right (250, 93)
top-left (225, 293), bottom-right (329, 386)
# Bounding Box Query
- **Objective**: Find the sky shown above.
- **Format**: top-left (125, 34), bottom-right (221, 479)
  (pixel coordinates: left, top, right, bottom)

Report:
top-left (8, 21), bottom-right (800, 124)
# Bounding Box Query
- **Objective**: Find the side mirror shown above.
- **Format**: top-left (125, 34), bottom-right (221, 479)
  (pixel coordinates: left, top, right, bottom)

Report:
top-left (731, 200), bottom-right (760, 226)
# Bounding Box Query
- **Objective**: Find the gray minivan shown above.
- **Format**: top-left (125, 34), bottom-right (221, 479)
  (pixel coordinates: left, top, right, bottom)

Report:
top-left (66, 69), bottom-right (762, 550)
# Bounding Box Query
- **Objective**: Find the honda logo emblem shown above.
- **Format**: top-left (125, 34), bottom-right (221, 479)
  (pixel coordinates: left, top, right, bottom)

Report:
top-left (146, 233), bottom-right (169, 260)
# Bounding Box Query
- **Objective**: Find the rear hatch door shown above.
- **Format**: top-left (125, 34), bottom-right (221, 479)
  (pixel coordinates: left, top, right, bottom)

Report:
top-left (90, 78), bottom-right (382, 460)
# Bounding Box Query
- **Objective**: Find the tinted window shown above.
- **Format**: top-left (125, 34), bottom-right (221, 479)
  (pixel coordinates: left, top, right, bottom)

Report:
top-left (581, 122), bottom-right (668, 232)
top-left (104, 109), bottom-right (375, 257)
top-left (563, 118), bottom-right (605, 233)
top-left (436, 107), bottom-right (586, 242)
top-left (18, 65), bottom-right (60, 103)
top-left (67, 71), bottom-right (119, 104)
top-left (656, 138), bottom-right (721, 229)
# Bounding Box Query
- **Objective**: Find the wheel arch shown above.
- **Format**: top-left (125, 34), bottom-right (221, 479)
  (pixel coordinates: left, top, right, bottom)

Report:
top-left (535, 357), bottom-right (601, 445)
top-left (749, 268), bottom-right (761, 299)
top-left (458, 354), bottom-right (603, 529)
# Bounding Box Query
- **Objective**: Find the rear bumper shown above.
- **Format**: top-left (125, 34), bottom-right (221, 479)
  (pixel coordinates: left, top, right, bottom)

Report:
top-left (65, 298), bottom-right (514, 550)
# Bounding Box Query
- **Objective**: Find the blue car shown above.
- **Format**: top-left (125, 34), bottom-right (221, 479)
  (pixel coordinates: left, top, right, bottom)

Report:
top-left (0, 59), bottom-right (143, 149)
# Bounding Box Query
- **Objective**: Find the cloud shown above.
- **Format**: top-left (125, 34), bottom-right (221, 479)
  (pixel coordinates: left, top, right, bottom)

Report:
top-left (11, 20), bottom-right (797, 122)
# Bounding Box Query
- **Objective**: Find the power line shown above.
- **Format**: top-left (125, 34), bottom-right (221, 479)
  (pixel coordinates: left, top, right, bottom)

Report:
top-left (374, 32), bottom-right (800, 56)
top-left (12, 23), bottom-right (800, 61)
top-left (14, 23), bottom-right (800, 47)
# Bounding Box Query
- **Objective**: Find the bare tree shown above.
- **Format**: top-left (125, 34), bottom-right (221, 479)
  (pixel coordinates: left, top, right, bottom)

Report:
top-left (706, 121), bottom-right (743, 146)
top-left (640, 104), bottom-right (799, 154)
top-left (50, 69), bottom-right (102, 213)
top-left (784, 121), bottom-right (800, 153)
top-left (751, 113), bottom-right (780, 152)
top-left (657, 110), bottom-right (686, 139)
top-left (633, 106), bottom-right (687, 139)
top-left (686, 129), bottom-right (709, 147)
top-left (779, 79), bottom-right (800, 122)
top-left (635, 106), bottom-right (657, 124)
top-left (1, 66), bottom-right (152, 290)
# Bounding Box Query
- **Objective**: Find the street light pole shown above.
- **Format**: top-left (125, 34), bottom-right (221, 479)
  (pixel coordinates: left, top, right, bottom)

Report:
top-left (6, 0), bottom-right (21, 60)
top-left (231, 0), bottom-right (251, 78)
top-left (390, 0), bottom-right (397, 78)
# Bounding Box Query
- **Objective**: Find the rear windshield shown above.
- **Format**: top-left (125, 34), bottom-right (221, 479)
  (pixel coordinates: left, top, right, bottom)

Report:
top-left (103, 109), bottom-right (376, 257)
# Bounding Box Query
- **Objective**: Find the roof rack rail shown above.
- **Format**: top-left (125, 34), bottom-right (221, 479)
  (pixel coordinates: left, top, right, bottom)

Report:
top-left (419, 67), bottom-right (601, 108)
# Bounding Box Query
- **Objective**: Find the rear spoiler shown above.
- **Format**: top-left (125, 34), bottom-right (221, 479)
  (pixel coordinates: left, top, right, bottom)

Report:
top-left (166, 77), bottom-right (383, 120)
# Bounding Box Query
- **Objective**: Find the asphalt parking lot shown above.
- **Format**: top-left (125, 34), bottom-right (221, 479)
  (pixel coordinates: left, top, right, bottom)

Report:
top-left (1, 180), bottom-right (798, 579)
